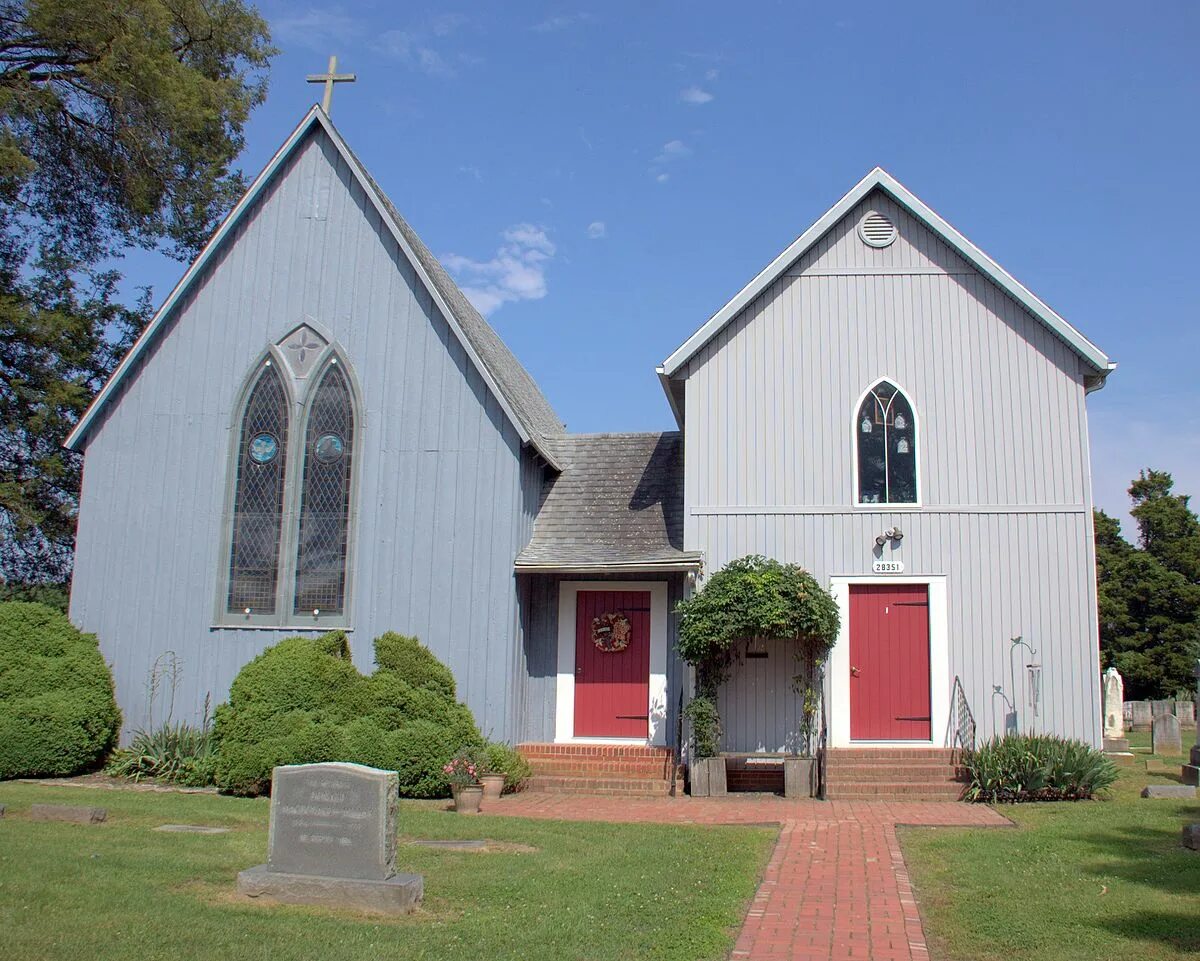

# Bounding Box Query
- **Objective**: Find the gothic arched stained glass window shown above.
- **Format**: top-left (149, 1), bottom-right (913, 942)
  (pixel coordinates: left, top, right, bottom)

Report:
top-left (227, 362), bottom-right (289, 614)
top-left (293, 361), bottom-right (354, 616)
top-left (856, 380), bottom-right (917, 505)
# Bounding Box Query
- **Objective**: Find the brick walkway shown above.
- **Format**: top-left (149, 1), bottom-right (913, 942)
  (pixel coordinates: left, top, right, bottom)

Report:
top-left (489, 793), bottom-right (1009, 961)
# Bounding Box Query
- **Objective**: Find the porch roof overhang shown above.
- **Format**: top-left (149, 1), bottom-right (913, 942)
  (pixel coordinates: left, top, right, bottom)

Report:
top-left (514, 552), bottom-right (703, 575)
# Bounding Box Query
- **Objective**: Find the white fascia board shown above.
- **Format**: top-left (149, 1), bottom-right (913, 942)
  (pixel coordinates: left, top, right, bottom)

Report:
top-left (659, 167), bottom-right (1112, 378)
top-left (65, 107), bottom-right (326, 452)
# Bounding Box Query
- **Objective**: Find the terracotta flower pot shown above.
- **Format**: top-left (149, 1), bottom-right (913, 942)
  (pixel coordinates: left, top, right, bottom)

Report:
top-left (479, 774), bottom-right (505, 801)
top-left (452, 785), bottom-right (483, 814)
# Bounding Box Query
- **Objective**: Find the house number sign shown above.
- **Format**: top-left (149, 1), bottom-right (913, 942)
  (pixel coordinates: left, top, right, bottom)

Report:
top-left (872, 560), bottom-right (904, 574)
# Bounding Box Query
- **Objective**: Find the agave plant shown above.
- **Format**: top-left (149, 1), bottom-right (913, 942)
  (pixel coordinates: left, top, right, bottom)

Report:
top-left (963, 734), bottom-right (1117, 803)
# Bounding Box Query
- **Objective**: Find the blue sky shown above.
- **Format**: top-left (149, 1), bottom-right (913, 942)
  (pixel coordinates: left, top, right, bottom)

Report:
top-left (124, 2), bottom-right (1198, 532)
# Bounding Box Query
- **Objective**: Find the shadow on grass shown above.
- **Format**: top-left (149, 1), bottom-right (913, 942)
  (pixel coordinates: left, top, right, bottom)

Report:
top-left (1078, 817), bottom-right (1200, 897)
top-left (1098, 911), bottom-right (1200, 954)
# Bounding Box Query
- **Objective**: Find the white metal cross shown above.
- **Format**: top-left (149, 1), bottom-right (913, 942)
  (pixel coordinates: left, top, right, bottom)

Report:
top-left (306, 55), bottom-right (356, 115)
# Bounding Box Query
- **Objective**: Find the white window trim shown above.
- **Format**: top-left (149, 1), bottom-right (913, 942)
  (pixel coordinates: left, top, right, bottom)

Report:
top-left (827, 575), bottom-right (949, 748)
top-left (555, 581), bottom-right (669, 746)
top-left (851, 377), bottom-right (922, 509)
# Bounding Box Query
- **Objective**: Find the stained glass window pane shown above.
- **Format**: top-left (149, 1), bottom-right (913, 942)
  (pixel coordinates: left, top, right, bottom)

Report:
top-left (227, 364), bottom-right (288, 614)
top-left (856, 381), bottom-right (917, 504)
top-left (887, 390), bottom-right (917, 503)
top-left (294, 364), bottom-right (354, 616)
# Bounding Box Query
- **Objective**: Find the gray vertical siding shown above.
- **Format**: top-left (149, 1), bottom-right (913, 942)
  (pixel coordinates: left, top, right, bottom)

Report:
top-left (679, 189), bottom-right (1102, 746)
top-left (517, 572), bottom-right (687, 746)
top-left (71, 126), bottom-right (542, 743)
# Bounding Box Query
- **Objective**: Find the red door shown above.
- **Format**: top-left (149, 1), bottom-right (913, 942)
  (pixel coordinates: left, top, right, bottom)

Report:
top-left (849, 584), bottom-right (931, 740)
top-left (574, 590), bottom-right (651, 737)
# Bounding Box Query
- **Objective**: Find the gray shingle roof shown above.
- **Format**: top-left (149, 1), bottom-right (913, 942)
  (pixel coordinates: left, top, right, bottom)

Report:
top-left (516, 432), bottom-right (701, 571)
top-left (342, 139), bottom-right (566, 460)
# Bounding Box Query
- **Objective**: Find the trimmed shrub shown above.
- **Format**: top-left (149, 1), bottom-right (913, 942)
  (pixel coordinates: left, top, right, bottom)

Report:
top-left (0, 602), bottom-right (121, 778)
top-left (212, 630), bottom-right (482, 797)
top-left (483, 740), bottom-right (532, 792)
top-left (964, 734), bottom-right (1118, 802)
top-left (373, 631), bottom-right (456, 699)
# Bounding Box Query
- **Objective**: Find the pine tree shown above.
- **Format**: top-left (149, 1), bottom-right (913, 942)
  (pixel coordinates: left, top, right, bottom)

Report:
top-left (0, 0), bottom-right (273, 582)
top-left (1096, 471), bottom-right (1200, 699)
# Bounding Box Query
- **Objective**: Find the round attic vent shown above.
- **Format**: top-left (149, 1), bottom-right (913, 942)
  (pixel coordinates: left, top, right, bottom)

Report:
top-left (858, 210), bottom-right (897, 248)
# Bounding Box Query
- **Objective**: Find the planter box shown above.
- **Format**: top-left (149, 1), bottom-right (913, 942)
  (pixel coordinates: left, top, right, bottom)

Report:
top-left (689, 757), bottom-right (727, 797)
top-left (783, 757), bottom-right (816, 798)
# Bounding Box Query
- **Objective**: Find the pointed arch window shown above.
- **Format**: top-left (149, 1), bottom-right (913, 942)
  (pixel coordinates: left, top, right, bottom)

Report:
top-left (294, 361), bottom-right (354, 617)
top-left (856, 380), bottom-right (917, 505)
top-left (226, 361), bottom-right (289, 615)
top-left (219, 332), bottom-right (359, 628)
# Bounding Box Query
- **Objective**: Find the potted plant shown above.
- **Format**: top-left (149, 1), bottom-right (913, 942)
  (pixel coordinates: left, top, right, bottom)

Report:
top-left (444, 748), bottom-right (484, 813)
top-left (478, 755), bottom-right (506, 802)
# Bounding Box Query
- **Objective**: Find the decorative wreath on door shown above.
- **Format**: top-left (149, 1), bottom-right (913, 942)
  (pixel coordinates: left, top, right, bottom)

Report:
top-left (591, 612), bottom-right (632, 653)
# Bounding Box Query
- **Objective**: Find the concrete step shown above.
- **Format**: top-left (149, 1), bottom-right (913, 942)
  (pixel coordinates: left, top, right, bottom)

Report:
top-left (525, 775), bottom-right (673, 797)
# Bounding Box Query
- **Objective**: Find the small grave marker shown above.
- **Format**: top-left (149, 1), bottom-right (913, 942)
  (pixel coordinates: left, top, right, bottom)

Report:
top-left (1140, 784), bottom-right (1196, 799)
top-left (30, 804), bottom-right (106, 824)
top-left (1152, 713), bottom-right (1182, 755)
top-left (154, 824), bottom-right (230, 834)
top-left (237, 762), bottom-right (422, 914)
top-left (1184, 824), bottom-right (1200, 851)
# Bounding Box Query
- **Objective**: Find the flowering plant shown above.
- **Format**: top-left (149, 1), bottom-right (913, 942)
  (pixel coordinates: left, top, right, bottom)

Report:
top-left (443, 747), bottom-right (482, 788)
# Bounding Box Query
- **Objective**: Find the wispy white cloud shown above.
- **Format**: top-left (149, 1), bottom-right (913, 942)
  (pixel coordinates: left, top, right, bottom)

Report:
top-left (458, 165), bottom-right (482, 181)
top-left (374, 13), bottom-right (474, 77)
top-left (272, 7), bottom-right (362, 50)
top-left (655, 139), bottom-right (691, 163)
top-left (705, 67), bottom-right (719, 81)
top-left (656, 172), bottom-right (670, 183)
top-left (586, 221), bottom-right (606, 239)
top-left (531, 12), bottom-right (593, 32)
top-left (680, 86), bottom-right (714, 105)
top-left (443, 224), bottom-right (556, 315)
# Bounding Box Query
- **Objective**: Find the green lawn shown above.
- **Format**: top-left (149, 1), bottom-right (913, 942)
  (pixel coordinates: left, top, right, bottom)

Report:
top-left (0, 783), bottom-right (774, 961)
top-left (902, 730), bottom-right (1200, 961)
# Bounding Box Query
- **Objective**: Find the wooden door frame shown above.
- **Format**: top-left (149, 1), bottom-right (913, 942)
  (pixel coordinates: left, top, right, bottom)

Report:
top-left (827, 575), bottom-right (949, 748)
top-left (554, 581), bottom-right (669, 746)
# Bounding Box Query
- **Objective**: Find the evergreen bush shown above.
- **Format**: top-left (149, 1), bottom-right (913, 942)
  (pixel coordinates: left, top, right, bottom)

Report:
top-left (0, 601), bottom-right (121, 778)
top-left (212, 630), bottom-right (482, 797)
top-left (964, 734), bottom-right (1118, 802)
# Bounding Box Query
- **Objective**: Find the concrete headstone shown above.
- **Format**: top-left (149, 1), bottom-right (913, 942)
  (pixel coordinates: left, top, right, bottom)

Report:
top-left (1128, 700), bottom-right (1153, 731)
top-left (1152, 712), bottom-right (1182, 756)
top-left (1184, 824), bottom-right (1200, 851)
top-left (237, 762), bottom-right (422, 914)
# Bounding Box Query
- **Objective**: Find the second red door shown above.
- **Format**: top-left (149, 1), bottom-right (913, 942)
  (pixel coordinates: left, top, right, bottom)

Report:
top-left (849, 584), bottom-right (931, 740)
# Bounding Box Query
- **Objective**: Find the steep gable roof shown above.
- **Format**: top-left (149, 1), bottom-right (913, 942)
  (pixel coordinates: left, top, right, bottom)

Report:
top-left (658, 167), bottom-right (1115, 388)
top-left (65, 107), bottom-right (565, 466)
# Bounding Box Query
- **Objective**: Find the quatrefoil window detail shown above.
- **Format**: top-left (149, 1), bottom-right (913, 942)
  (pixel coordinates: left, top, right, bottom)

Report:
top-left (277, 324), bottom-right (328, 378)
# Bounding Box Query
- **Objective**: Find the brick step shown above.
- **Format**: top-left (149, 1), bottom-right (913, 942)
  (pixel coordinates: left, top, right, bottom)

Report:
top-left (525, 775), bottom-right (673, 797)
top-left (826, 764), bottom-right (966, 781)
top-left (517, 743), bottom-right (670, 759)
top-left (727, 770), bottom-right (784, 793)
top-left (826, 749), bottom-right (957, 760)
top-left (826, 782), bottom-right (966, 800)
top-left (524, 760), bottom-right (673, 779)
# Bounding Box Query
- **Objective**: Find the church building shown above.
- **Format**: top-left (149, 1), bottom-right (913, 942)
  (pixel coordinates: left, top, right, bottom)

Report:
top-left (65, 106), bottom-right (1113, 796)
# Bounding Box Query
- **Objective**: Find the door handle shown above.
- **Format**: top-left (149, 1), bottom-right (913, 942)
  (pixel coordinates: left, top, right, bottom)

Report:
top-left (850, 666), bottom-right (861, 677)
